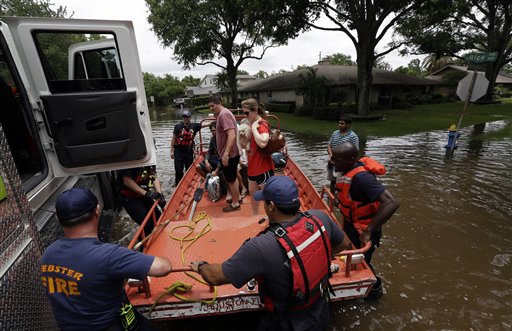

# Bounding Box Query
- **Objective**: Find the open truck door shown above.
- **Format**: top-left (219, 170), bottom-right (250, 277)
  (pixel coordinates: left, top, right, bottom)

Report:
top-left (0, 17), bottom-right (155, 177)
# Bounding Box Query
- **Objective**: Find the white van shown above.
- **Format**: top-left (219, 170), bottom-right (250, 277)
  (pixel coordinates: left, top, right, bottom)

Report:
top-left (0, 17), bottom-right (155, 329)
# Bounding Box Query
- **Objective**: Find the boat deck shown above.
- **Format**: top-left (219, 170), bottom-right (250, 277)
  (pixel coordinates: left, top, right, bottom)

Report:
top-left (125, 154), bottom-right (376, 320)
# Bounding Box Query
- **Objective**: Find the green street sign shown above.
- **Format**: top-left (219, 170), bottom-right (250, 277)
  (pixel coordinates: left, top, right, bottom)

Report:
top-left (465, 52), bottom-right (498, 64)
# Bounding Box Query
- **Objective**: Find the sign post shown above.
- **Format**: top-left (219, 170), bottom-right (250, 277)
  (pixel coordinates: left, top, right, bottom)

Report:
top-left (447, 52), bottom-right (496, 156)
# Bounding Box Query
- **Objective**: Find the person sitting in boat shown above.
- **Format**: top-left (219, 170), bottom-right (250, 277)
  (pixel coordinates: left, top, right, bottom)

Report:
top-left (190, 176), bottom-right (350, 331)
top-left (207, 95), bottom-right (241, 212)
top-left (40, 188), bottom-right (172, 331)
top-left (118, 166), bottom-right (166, 237)
top-left (196, 121), bottom-right (221, 178)
top-left (331, 142), bottom-right (399, 300)
top-left (241, 98), bottom-right (275, 215)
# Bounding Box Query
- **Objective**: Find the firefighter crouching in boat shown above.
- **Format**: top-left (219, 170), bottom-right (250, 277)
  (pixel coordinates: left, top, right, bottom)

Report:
top-left (331, 142), bottom-right (400, 299)
top-left (190, 176), bottom-right (351, 331)
top-left (118, 166), bottom-right (166, 238)
top-left (40, 188), bottom-right (172, 331)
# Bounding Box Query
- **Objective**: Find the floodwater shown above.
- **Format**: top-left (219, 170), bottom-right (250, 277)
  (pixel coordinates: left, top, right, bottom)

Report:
top-left (120, 107), bottom-right (512, 330)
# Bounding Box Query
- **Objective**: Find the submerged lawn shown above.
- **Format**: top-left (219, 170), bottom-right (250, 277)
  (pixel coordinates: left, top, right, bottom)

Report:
top-left (276, 100), bottom-right (512, 138)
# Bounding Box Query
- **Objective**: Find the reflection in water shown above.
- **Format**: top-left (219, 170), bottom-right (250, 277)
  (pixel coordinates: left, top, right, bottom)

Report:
top-left (139, 108), bottom-right (512, 330)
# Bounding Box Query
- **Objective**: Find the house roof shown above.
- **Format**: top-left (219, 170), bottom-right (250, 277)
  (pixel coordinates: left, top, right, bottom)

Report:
top-left (238, 64), bottom-right (438, 92)
top-left (427, 65), bottom-right (512, 84)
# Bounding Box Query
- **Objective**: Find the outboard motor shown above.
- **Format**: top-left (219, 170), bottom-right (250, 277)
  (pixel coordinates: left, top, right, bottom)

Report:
top-left (271, 152), bottom-right (288, 171)
top-left (205, 174), bottom-right (221, 202)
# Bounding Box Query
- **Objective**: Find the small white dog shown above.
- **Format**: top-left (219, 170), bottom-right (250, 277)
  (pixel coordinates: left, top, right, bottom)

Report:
top-left (238, 123), bottom-right (252, 151)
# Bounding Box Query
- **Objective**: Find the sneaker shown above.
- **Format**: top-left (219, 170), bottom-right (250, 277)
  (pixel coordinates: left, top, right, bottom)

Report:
top-left (222, 204), bottom-right (241, 212)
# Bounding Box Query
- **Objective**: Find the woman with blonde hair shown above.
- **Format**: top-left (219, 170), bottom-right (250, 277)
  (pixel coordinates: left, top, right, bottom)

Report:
top-left (241, 98), bottom-right (275, 214)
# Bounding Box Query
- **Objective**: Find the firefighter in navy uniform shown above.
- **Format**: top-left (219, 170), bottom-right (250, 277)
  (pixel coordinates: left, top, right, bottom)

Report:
top-left (118, 166), bottom-right (165, 237)
top-left (170, 110), bottom-right (202, 186)
top-left (190, 176), bottom-right (350, 330)
top-left (331, 142), bottom-right (399, 299)
top-left (41, 188), bottom-right (172, 331)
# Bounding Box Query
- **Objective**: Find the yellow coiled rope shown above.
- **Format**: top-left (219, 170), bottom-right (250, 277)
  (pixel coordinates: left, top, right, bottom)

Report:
top-left (148, 211), bottom-right (217, 315)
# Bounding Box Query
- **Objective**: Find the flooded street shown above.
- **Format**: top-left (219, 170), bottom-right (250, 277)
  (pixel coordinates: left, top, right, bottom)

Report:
top-left (125, 108), bottom-right (512, 330)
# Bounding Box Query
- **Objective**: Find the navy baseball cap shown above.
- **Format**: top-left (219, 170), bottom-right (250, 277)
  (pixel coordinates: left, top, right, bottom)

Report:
top-left (253, 176), bottom-right (299, 205)
top-left (183, 110), bottom-right (191, 117)
top-left (56, 188), bottom-right (98, 221)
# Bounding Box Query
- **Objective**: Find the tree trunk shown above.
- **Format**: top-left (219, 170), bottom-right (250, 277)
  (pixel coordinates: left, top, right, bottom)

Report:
top-left (227, 64), bottom-right (238, 108)
top-left (356, 51), bottom-right (374, 116)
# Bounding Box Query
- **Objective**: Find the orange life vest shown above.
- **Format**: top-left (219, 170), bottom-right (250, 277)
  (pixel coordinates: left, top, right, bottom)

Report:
top-left (259, 212), bottom-right (332, 313)
top-left (336, 157), bottom-right (386, 231)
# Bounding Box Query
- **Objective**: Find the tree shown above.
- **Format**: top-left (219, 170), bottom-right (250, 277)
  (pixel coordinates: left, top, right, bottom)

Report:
top-left (421, 55), bottom-right (456, 74)
top-left (146, 0), bottom-right (311, 108)
top-left (374, 57), bottom-right (392, 71)
top-left (329, 53), bottom-right (355, 66)
top-left (254, 70), bottom-right (269, 79)
top-left (237, 70), bottom-right (249, 75)
top-left (0, 0), bottom-right (68, 17)
top-left (143, 72), bottom-right (185, 105)
top-left (397, 0), bottom-right (512, 101)
top-left (394, 58), bottom-right (424, 76)
top-left (307, 1), bottom-right (423, 115)
top-left (181, 75), bottom-right (201, 87)
top-left (296, 67), bottom-right (327, 107)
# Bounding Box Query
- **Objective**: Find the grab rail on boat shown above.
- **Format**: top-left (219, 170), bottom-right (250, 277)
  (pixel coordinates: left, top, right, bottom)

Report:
top-left (335, 241), bottom-right (372, 278)
top-left (320, 185), bottom-right (336, 213)
top-left (126, 200), bottom-right (161, 299)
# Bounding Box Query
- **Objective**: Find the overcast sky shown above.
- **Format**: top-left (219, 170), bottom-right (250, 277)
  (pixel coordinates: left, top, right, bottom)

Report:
top-left (51, 0), bottom-right (421, 79)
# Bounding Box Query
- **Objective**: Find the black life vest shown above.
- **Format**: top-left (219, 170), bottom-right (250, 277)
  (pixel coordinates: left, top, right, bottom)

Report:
top-left (120, 167), bottom-right (156, 198)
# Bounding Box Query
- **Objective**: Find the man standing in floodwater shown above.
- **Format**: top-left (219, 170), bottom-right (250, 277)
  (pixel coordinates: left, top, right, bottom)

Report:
top-left (331, 142), bottom-right (399, 299)
top-left (327, 115), bottom-right (359, 193)
top-left (170, 110), bottom-right (201, 186)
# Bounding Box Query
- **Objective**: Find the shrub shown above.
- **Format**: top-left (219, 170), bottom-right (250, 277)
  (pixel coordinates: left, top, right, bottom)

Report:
top-left (188, 96), bottom-right (210, 108)
top-left (265, 101), bottom-right (296, 113)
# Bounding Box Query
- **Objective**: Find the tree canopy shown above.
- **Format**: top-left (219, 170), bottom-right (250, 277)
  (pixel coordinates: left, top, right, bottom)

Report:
top-left (329, 53), bottom-right (355, 66)
top-left (396, 0), bottom-right (512, 100)
top-left (0, 0), bottom-right (67, 17)
top-left (394, 58), bottom-right (424, 76)
top-left (146, 0), bottom-right (312, 107)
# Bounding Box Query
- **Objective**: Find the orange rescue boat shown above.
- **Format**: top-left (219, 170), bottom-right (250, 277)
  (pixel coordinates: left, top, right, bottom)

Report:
top-left (125, 115), bottom-right (376, 321)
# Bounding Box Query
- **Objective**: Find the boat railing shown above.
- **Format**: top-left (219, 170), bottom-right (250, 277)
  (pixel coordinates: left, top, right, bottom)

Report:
top-left (126, 200), bottom-right (199, 298)
top-left (320, 185), bottom-right (336, 213)
top-left (127, 200), bottom-right (161, 251)
top-left (334, 241), bottom-right (372, 278)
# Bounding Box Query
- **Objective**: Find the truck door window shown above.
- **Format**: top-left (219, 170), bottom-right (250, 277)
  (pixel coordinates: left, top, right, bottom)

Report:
top-left (0, 45), bottom-right (46, 186)
top-left (33, 32), bottom-right (125, 93)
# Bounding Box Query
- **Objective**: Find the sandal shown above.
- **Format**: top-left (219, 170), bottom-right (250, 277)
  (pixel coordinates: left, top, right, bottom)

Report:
top-left (240, 190), bottom-right (248, 199)
top-left (222, 204), bottom-right (241, 212)
top-left (226, 198), bottom-right (233, 204)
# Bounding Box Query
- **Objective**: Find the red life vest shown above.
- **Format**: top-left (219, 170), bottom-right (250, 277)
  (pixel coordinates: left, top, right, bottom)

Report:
top-left (120, 167), bottom-right (156, 198)
top-left (336, 156), bottom-right (386, 231)
top-left (259, 212), bottom-right (332, 312)
top-left (175, 126), bottom-right (195, 147)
